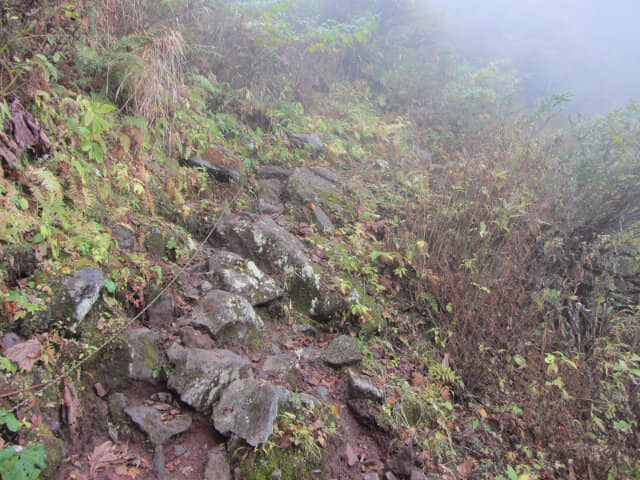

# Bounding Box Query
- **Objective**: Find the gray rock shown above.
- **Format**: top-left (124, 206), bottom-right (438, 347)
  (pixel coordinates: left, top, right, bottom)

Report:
top-left (112, 224), bottom-right (136, 251)
top-left (126, 328), bottom-right (164, 383)
top-left (184, 155), bottom-right (241, 183)
top-left (144, 229), bottom-right (165, 258)
top-left (348, 369), bottom-right (383, 402)
top-left (166, 345), bottom-right (251, 412)
top-left (201, 280), bottom-right (214, 292)
top-left (179, 326), bottom-right (215, 350)
top-left (212, 378), bottom-right (280, 447)
top-left (385, 473), bottom-right (399, 480)
top-left (256, 178), bottom-right (285, 214)
top-left (262, 354), bottom-right (298, 375)
top-left (204, 449), bottom-right (232, 480)
top-left (315, 386), bottom-right (330, 402)
top-left (124, 405), bottom-right (192, 445)
top-left (63, 267), bottom-right (104, 331)
top-left (363, 473), bottom-right (380, 480)
top-left (0, 333), bottom-right (23, 352)
top-left (287, 167), bottom-right (342, 214)
top-left (311, 205), bottom-right (335, 233)
top-left (190, 290), bottom-right (263, 341)
top-left (324, 335), bottom-right (362, 367)
top-left (310, 166), bottom-right (341, 183)
top-left (173, 445), bottom-right (187, 457)
top-left (208, 251), bottom-right (282, 305)
top-left (289, 133), bottom-right (323, 152)
top-left (256, 165), bottom-right (291, 179)
top-left (146, 294), bottom-right (174, 329)
top-left (388, 448), bottom-right (414, 477)
top-left (214, 215), bottom-right (341, 321)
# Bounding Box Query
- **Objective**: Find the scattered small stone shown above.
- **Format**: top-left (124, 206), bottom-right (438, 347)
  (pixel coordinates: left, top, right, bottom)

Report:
top-left (384, 472), bottom-right (399, 480)
top-left (201, 280), bottom-right (213, 292)
top-left (314, 386), bottom-right (330, 402)
top-left (94, 382), bottom-right (107, 398)
top-left (363, 473), bottom-right (380, 480)
top-left (183, 286), bottom-right (200, 299)
top-left (150, 392), bottom-right (174, 404)
top-left (324, 335), bottom-right (362, 367)
top-left (179, 326), bottom-right (216, 350)
top-left (173, 445), bottom-right (187, 457)
top-left (388, 448), bottom-right (414, 477)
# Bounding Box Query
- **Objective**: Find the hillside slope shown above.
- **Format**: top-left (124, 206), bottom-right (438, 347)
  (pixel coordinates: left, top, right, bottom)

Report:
top-left (1, 2), bottom-right (639, 479)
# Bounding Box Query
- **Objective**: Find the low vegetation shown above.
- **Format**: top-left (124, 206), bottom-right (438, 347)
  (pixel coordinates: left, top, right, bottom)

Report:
top-left (1, 1), bottom-right (639, 479)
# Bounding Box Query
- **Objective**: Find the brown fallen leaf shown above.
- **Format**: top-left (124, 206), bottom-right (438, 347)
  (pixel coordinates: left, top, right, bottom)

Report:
top-left (4, 338), bottom-right (43, 372)
top-left (88, 441), bottom-right (133, 479)
top-left (63, 380), bottom-right (81, 437)
top-left (410, 371), bottom-right (426, 388)
top-left (456, 456), bottom-right (473, 479)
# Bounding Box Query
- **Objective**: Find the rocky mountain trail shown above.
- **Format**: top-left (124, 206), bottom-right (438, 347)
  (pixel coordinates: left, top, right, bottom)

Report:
top-left (5, 159), bottom-right (406, 479)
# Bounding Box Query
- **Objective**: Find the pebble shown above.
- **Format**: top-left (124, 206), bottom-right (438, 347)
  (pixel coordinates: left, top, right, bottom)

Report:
top-left (173, 445), bottom-right (187, 457)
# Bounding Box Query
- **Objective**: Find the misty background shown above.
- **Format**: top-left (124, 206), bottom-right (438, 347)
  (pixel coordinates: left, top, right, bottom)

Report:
top-left (425, 0), bottom-right (640, 114)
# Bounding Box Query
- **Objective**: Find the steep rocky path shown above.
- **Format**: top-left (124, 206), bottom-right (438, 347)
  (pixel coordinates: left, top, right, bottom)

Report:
top-left (15, 155), bottom-right (422, 480)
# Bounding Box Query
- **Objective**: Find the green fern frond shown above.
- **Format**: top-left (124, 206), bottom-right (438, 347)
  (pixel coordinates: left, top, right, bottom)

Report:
top-left (0, 210), bottom-right (37, 242)
top-left (25, 167), bottom-right (63, 202)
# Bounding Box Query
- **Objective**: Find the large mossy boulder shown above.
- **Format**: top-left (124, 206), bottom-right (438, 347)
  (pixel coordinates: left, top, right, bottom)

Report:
top-left (213, 215), bottom-right (342, 321)
top-left (166, 345), bottom-right (251, 412)
top-left (18, 267), bottom-right (104, 337)
top-left (207, 250), bottom-right (282, 306)
top-left (125, 328), bottom-right (165, 384)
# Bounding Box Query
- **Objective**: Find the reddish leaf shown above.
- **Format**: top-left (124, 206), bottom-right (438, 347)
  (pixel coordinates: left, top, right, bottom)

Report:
top-left (4, 338), bottom-right (43, 372)
top-left (456, 457), bottom-right (474, 479)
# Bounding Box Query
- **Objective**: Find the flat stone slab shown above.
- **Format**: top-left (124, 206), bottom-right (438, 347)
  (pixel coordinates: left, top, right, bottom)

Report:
top-left (124, 405), bottom-right (192, 445)
top-left (166, 345), bottom-right (251, 412)
top-left (324, 335), bottom-right (362, 367)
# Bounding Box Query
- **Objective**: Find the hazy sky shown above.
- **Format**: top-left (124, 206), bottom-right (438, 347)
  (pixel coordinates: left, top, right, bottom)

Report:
top-left (425, 0), bottom-right (640, 113)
